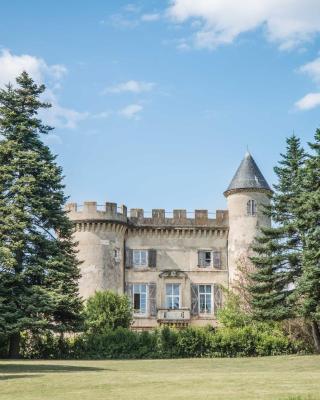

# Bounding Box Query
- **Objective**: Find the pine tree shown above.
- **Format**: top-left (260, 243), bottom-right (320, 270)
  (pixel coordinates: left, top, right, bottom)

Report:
top-left (0, 72), bottom-right (83, 358)
top-left (295, 129), bottom-right (320, 352)
top-left (249, 135), bottom-right (305, 321)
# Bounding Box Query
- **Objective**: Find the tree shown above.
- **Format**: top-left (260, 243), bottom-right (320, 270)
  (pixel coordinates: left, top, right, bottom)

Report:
top-left (295, 129), bottom-right (320, 352)
top-left (84, 291), bottom-right (132, 333)
top-left (0, 72), bottom-right (83, 358)
top-left (249, 135), bottom-right (306, 321)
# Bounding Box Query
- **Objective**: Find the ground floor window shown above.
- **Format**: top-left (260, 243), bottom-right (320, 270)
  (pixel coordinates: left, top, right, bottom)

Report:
top-left (199, 285), bottom-right (212, 314)
top-left (133, 284), bottom-right (147, 314)
top-left (166, 283), bottom-right (180, 309)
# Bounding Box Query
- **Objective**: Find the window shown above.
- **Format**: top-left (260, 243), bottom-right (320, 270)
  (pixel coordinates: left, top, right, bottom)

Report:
top-left (133, 250), bottom-right (148, 267)
top-left (166, 283), bottom-right (180, 310)
top-left (114, 248), bottom-right (120, 260)
top-left (199, 285), bottom-right (212, 314)
top-left (191, 284), bottom-right (222, 316)
top-left (132, 284), bottom-right (147, 314)
top-left (247, 199), bottom-right (257, 216)
top-left (198, 250), bottom-right (222, 269)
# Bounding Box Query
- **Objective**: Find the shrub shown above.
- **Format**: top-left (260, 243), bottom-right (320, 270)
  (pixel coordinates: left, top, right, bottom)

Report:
top-left (17, 325), bottom-right (310, 360)
top-left (84, 291), bottom-right (132, 333)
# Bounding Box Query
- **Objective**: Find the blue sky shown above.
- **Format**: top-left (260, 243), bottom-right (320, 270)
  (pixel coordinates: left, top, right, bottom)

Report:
top-left (1, 0), bottom-right (320, 212)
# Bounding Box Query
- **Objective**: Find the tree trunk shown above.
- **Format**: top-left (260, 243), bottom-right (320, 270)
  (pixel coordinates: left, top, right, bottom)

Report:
top-left (8, 332), bottom-right (20, 359)
top-left (311, 321), bottom-right (320, 353)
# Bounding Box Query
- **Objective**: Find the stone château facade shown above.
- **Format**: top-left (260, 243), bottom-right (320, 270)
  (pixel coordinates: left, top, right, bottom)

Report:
top-left (66, 152), bottom-right (272, 330)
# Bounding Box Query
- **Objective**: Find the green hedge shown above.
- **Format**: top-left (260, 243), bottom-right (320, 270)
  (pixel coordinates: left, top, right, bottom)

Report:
top-left (19, 324), bottom-right (308, 360)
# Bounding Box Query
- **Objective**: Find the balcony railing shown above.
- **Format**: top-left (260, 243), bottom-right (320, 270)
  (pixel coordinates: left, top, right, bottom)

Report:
top-left (157, 308), bottom-right (190, 322)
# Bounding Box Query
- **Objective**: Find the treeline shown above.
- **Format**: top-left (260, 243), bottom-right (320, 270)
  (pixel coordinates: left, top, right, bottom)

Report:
top-left (248, 133), bottom-right (320, 351)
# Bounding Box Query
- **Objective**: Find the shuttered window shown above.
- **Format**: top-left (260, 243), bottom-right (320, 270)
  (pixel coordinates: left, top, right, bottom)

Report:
top-left (133, 250), bottom-right (148, 267)
top-left (132, 284), bottom-right (147, 315)
top-left (126, 283), bottom-right (157, 317)
top-left (126, 249), bottom-right (157, 268)
top-left (191, 283), bottom-right (223, 316)
top-left (198, 250), bottom-right (222, 269)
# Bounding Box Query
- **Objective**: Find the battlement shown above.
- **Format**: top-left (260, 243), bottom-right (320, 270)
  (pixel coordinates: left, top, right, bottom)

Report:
top-left (129, 208), bottom-right (228, 227)
top-left (65, 201), bottom-right (128, 223)
top-left (66, 201), bottom-right (229, 228)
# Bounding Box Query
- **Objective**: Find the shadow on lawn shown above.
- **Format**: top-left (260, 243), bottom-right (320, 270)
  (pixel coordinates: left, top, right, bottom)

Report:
top-left (0, 364), bottom-right (108, 374)
top-left (0, 374), bottom-right (42, 380)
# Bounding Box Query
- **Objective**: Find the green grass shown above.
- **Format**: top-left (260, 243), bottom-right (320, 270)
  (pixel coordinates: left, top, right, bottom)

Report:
top-left (0, 355), bottom-right (319, 400)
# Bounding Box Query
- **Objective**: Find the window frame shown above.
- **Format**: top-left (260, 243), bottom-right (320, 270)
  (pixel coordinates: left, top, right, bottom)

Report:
top-left (198, 250), bottom-right (222, 269)
top-left (132, 283), bottom-right (148, 316)
top-left (165, 283), bottom-right (181, 310)
top-left (198, 284), bottom-right (213, 315)
top-left (132, 249), bottom-right (148, 267)
top-left (247, 199), bottom-right (257, 216)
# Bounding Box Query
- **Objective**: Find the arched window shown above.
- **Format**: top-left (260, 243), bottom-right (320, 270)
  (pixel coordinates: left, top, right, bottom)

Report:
top-left (247, 199), bottom-right (257, 216)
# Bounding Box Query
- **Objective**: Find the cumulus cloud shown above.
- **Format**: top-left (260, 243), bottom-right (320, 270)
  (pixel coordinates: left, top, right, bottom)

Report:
top-left (295, 92), bottom-right (320, 110)
top-left (295, 55), bottom-right (320, 110)
top-left (119, 104), bottom-right (143, 119)
top-left (0, 49), bottom-right (67, 87)
top-left (104, 80), bottom-right (155, 94)
top-left (0, 49), bottom-right (87, 129)
top-left (299, 56), bottom-right (320, 83)
top-left (166, 0), bottom-right (320, 50)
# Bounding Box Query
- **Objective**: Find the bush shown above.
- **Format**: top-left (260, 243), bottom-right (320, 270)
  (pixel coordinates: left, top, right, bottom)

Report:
top-left (84, 291), bottom-right (132, 333)
top-left (18, 323), bottom-right (308, 360)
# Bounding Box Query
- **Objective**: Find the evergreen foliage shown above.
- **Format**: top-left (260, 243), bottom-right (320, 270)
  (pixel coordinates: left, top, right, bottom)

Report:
top-left (250, 135), bottom-right (306, 321)
top-left (0, 72), bottom-right (83, 358)
top-left (295, 129), bottom-right (320, 351)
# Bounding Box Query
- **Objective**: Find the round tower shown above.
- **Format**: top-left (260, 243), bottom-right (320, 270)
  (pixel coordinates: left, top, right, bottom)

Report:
top-left (66, 201), bottom-right (128, 299)
top-left (224, 152), bottom-right (272, 286)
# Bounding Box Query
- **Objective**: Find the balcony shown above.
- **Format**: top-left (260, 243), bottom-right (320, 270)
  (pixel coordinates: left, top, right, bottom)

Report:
top-left (157, 308), bottom-right (190, 327)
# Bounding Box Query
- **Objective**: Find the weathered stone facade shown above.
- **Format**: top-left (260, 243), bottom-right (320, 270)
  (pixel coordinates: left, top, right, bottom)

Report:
top-left (66, 152), bottom-right (272, 330)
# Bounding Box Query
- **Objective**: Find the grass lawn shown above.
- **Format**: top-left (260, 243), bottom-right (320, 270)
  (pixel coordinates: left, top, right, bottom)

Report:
top-left (0, 355), bottom-right (319, 400)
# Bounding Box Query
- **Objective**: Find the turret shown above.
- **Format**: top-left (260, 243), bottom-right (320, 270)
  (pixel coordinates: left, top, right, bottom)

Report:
top-left (224, 152), bottom-right (272, 286)
top-left (65, 201), bottom-right (128, 299)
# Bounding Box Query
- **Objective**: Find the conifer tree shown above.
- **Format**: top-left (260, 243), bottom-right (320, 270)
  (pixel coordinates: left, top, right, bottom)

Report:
top-left (250, 136), bottom-right (305, 321)
top-left (295, 129), bottom-right (320, 352)
top-left (0, 72), bottom-right (82, 358)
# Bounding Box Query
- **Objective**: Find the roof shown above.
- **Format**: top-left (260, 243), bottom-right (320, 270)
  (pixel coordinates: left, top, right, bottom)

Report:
top-left (224, 152), bottom-right (271, 196)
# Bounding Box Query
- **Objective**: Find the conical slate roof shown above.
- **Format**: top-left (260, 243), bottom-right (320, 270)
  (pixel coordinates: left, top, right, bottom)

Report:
top-left (224, 152), bottom-right (271, 196)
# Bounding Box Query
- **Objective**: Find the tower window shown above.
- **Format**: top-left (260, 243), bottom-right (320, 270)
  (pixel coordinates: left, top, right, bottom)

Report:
top-left (247, 199), bottom-right (257, 216)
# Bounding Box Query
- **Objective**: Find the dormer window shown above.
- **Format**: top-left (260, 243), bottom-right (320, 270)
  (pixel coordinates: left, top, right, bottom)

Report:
top-left (247, 199), bottom-right (257, 216)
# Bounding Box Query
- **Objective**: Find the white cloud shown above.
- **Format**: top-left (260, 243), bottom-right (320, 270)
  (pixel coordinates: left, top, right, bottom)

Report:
top-left (295, 56), bottom-right (320, 110)
top-left (295, 92), bottom-right (320, 110)
top-left (299, 56), bottom-right (320, 83)
top-left (167, 0), bottom-right (320, 50)
top-left (0, 49), bottom-right (87, 129)
top-left (119, 104), bottom-right (143, 119)
top-left (141, 13), bottom-right (161, 22)
top-left (0, 49), bottom-right (67, 87)
top-left (104, 80), bottom-right (155, 94)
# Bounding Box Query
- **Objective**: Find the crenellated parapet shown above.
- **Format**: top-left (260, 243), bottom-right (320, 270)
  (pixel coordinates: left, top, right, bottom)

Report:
top-left (65, 201), bottom-right (128, 224)
top-left (129, 208), bottom-right (228, 228)
top-left (66, 201), bottom-right (228, 229)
